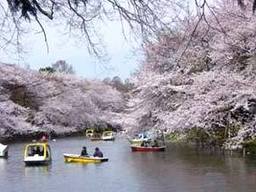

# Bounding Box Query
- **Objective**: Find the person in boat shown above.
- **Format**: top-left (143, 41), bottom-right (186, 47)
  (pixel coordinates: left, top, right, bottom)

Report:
top-left (40, 134), bottom-right (49, 142)
top-left (93, 147), bottom-right (103, 157)
top-left (28, 147), bottom-right (35, 156)
top-left (152, 140), bottom-right (159, 147)
top-left (80, 146), bottom-right (89, 156)
top-left (35, 146), bottom-right (40, 155)
top-left (141, 140), bottom-right (149, 147)
top-left (39, 147), bottom-right (44, 156)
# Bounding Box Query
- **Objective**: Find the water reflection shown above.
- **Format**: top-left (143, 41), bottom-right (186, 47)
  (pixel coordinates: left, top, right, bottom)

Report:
top-left (0, 158), bottom-right (7, 172)
top-left (125, 144), bottom-right (256, 192)
top-left (24, 165), bottom-right (52, 176)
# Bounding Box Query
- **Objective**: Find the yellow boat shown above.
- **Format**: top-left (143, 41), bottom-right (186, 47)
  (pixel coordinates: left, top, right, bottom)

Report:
top-left (63, 153), bottom-right (108, 164)
top-left (24, 142), bottom-right (52, 166)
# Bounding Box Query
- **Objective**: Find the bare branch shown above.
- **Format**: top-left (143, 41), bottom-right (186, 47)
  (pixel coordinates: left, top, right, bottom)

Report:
top-left (32, 0), bottom-right (55, 19)
top-left (34, 15), bottom-right (49, 53)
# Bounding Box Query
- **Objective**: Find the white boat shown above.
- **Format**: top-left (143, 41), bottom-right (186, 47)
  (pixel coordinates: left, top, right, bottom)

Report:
top-left (0, 143), bottom-right (8, 158)
top-left (127, 133), bottom-right (151, 145)
top-left (24, 142), bottom-right (52, 166)
top-left (101, 131), bottom-right (115, 141)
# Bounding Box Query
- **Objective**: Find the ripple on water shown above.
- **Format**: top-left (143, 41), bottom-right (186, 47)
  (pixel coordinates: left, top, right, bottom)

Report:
top-left (1, 137), bottom-right (256, 192)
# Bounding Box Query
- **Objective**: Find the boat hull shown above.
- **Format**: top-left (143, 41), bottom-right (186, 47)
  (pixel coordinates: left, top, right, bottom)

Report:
top-left (0, 144), bottom-right (8, 158)
top-left (102, 137), bottom-right (115, 141)
top-left (131, 146), bottom-right (166, 152)
top-left (0, 150), bottom-right (8, 158)
top-left (90, 137), bottom-right (102, 141)
top-left (64, 154), bottom-right (108, 164)
top-left (24, 160), bottom-right (51, 166)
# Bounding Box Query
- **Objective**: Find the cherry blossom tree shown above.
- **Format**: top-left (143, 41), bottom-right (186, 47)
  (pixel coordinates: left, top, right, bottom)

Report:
top-left (123, 0), bottom-right (256, 149)
top-left (0, 63), bottom-right (124, 140)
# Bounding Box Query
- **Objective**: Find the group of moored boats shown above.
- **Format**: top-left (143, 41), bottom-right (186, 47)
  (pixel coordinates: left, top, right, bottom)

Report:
top-left (86, 130), bottom-right (115, 141)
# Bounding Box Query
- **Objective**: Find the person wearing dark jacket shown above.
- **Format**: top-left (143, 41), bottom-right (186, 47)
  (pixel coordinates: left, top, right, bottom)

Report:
top-left (81, 146), bottom-right (89, 156)
top-left (93, 147), bottom-right (103, 157)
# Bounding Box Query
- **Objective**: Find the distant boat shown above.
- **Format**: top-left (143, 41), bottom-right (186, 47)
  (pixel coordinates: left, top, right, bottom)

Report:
top-left (130, 145), bottom-right (166, 152)
top-left (85, 129), bottom-right (94, 138)
top-left (63, 153), bottom-right (108, 163)
top-left (24, 142), bottom-right (52, 166)
top-left (0, 144), bottom-right (8, 158)
top-left (127, 133), bottom-right (150, 145)
top-left (101, 131), bottom-right (115, 141)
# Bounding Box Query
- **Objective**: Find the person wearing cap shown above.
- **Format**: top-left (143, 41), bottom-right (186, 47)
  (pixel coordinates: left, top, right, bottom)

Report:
top-left (80, 146), bottom-right (89, 156)
top-left (93, 147), bottom-right (103, 157)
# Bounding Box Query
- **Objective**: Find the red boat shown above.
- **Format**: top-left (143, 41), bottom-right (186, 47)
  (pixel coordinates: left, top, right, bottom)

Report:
top-left (131, 145), bottom-right (166, 152)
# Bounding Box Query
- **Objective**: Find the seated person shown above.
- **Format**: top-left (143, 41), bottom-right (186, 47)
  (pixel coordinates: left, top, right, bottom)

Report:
top-left (93, 147), bottom-right (103, 157)
top-left (28, 147), bottom-right (35, 156)
top-left (80, 146), bottom-right (89, 156)
top-left (35, 146), bottom-right (42, 156)
top-left (141, 141), bottom-right (149, 147)
top-left (39, 147), bottom-right (44, 156)
top-left (152, 140), bottom-right (159, 147)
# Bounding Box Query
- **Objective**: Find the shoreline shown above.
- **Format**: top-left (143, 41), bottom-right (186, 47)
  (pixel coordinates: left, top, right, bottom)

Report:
top-left (0, 130), bottom-right (86, 144)
top-left (0, 128), bottom-right (122, 144)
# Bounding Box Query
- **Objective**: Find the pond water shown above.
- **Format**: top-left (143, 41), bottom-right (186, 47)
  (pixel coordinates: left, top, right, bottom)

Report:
top-left (1, 137), bottom-right (256, 192)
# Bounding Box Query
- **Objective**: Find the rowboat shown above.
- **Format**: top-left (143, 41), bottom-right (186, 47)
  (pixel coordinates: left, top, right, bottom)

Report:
top-left (63, 153), bottom-right (108, 163)
top-left (0, 143), bottom-right (8, 158)
top-left (101, 131), bottom-right (115, 141)
top-left (130, 145), bottom-right (166, 152)
top-left (24, 142), bottom-right (52, 166)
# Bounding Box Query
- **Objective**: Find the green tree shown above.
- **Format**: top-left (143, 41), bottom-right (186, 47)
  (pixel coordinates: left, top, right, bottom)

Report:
top-left (39, 66), bottom-right (56, 74)
top-left (52, 60), bottom-right (75, 74)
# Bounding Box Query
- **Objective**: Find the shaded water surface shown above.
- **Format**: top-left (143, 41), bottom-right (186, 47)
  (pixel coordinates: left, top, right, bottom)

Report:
top-left (1, 137), bottom-right (256, 192)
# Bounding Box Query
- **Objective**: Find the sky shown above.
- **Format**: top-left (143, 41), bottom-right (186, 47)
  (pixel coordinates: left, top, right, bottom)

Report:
top-left (0, 0), bottom-right (204, 80)
top-left (0, 19), bottom-right (141, 80)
